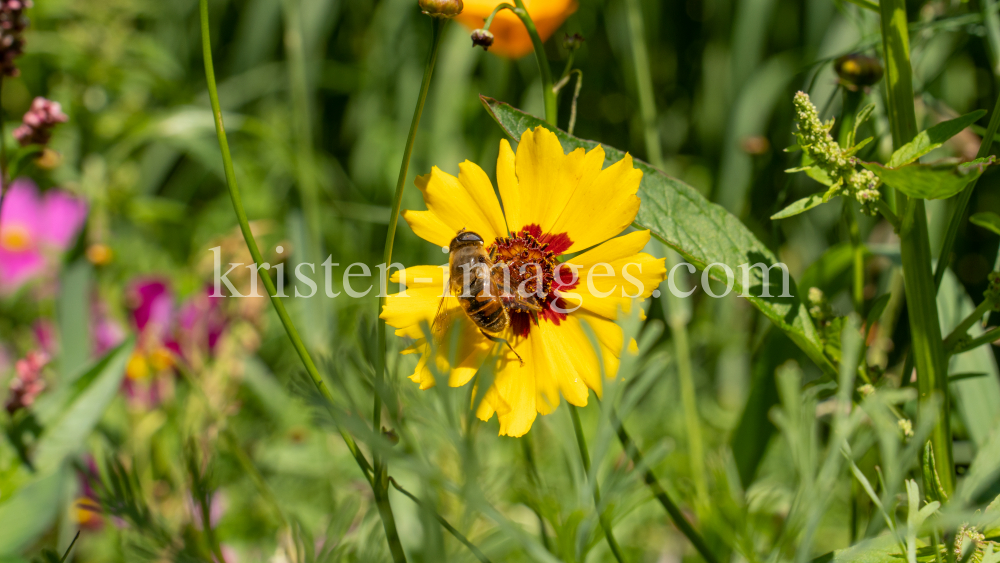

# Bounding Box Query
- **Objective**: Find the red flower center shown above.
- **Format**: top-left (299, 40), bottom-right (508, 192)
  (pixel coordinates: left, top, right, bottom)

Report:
top-left (489, 225), bottom-right (578, 337)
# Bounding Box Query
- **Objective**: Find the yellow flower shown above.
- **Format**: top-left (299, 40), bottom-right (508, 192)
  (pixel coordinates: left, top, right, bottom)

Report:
top-left (381, 126), bottom-right (665, 437)
top-left (455, 0), bottom-right (577, 59)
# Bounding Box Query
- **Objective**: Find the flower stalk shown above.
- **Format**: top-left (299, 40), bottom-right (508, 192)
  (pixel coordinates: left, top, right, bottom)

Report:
top-left (373, 14), bottom-right (448, 563)
top-left (878, 0), bottom-right (954, 494)
top-left (479, 1), bottom-right (557, 126)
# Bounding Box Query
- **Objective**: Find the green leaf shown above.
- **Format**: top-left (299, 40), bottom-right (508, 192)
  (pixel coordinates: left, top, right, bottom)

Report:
top-left (771, 193), bottom-right (833, 220)
top-left (33, 339), bottom-right (134, 473)
top-left (852, 103), bottom-right (876, 147)
top-left (845, 136), bottom-right (873, 157)
top-left (866, 293), bottom-right (891, 334)
top-left (57, 261), bottom-right (92, 382)
top-left (481, 96), bottom-right (835, 375)
top-left (801, 152), bottom-right (834, 186)
top-left (862, 157), bottom-right (996, 200)
top-left (887, 110), bottom-right (987, 167)
top-left (971, 212), bottom-right (1000, 236)
top-left (812, 535), bottom-right (903, 563)
top-left (0, 468), bottom-right (67, 555)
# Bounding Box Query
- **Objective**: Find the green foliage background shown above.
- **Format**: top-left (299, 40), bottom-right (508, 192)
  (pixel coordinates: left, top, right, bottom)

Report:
top-left (2, 0), bottom-right (1000, 561)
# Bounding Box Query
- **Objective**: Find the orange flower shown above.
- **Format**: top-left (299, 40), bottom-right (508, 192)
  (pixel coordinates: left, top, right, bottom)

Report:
top-left (456, 0), bottom-right (577, 59)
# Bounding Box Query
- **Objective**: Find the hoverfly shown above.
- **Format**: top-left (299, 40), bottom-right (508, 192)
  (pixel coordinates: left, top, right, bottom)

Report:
top-left (432, 230), bottom-right (542, 363)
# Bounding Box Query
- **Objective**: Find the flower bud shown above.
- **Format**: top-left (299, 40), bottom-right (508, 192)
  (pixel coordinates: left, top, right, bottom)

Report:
top-left (563, 33), bottom-right (584, 51)
top-left (471, 29), bottom-right (494, 50)
top-left (418, 0), bottom-right (463, 18)
top-left (834, 53), bottom-right (883, 91)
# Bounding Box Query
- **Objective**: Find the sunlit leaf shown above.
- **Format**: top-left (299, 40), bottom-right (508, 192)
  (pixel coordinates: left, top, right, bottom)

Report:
top-left (481, 96), bottom-right (834, 375)
top-left (862, 157), bottom-right (996, 200)
top-left (0, 468), bottom-right (66, 555)
top-left (33, 340), bottom-right (135, 473)
top-left (887, 110), bottom-right (986, 167)
top-left (971, 211), bottom-right (1000, 236)
top-left (771, 193), bottom-right (833, 219)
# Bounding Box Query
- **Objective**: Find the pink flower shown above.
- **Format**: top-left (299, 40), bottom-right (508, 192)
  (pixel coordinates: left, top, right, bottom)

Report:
top-left (13, 97), bottom-right (68, 146)
top-left (0, 180), bottom-right (88, 294)
top-left (5, 350), bottom-right (48, 413)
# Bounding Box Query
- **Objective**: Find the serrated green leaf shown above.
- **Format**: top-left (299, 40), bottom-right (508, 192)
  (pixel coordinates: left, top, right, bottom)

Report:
top-left (887, 110), bottom-right (986, 167)
top-left (971, 212), bottom-right (1000, 236)
top-left (771, 193), bottom-right (832, 219)
top-left (863, 157), bottom-right (996, 200)
top-left (33, 339), bottom-right (134, 473)
top-left (481, 96), bottom-right (834, 375)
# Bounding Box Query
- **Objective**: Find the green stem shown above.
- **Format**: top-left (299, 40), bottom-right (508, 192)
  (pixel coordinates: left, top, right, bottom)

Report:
top-left (933, 88), bottom-right (1000, 289)
top-left (569, 405), bottom-right (627, 563)
top-left (481, 2), bottom-right (556, 126)
top-left (879, 0), bottom-right (954, 494)
top-left (624, 0), bottom-right (663, 168)
top-left (950, 325), bottom-right (1000, 355)
top-left (625, 0), bottom-right (709, 512)
top-left (372, 17), bottom-right (447, 563)
top-left (200, 491), bottom-right (227, 563)
top-left (200, 0), bottom-right (371, 480)
top-left (389, 478), bottom-right (493, 563)
top-left (611, 409), bottom-right (719, 563)
top-left (839, 89), bottom-right (866, 313)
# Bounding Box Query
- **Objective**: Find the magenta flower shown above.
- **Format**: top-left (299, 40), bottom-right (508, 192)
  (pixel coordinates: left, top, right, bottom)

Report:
top-left (0, 180), bottom-right (88, 294)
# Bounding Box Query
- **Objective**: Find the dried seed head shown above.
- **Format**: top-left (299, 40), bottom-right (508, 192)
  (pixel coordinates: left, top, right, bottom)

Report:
top-left (471, 29), bottom-right (494, 50)
top-left (418, 0), bottom-right (463, 18)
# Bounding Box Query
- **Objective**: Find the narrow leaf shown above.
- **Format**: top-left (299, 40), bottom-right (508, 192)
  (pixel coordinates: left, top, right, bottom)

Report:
top-left (887, 110), bottom-right (987, 167)
top-left (863, 156), bottom-right (996, 200)
top-left (971, 211), bottom-right (1000, 236)
top-left (771, 193), bottom-right (831, 219)
top-left (481, 96), bottom-right (834, 375)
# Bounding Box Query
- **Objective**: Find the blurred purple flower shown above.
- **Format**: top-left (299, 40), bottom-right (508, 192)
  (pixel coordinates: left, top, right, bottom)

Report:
top-left (0, 0), bottom-right (30, 77)
top-left (13, 97), bottom-right (68, 146)
top-left (91, 297), bottom-right (126, 356)
top-left (0, 180), bottom-right (87, 294)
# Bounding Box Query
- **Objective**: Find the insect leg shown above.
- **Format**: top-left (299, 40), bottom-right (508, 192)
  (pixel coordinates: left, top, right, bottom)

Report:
top-left (479, 330), bottom-right (524, 365)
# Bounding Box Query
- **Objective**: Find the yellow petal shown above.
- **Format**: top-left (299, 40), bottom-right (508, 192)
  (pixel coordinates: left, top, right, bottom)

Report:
top-left (499, 127), bottom-right (641, 253)
top-left (404, 163), bottom-right (507, 248)
top-left (476, 317), bottom-right (605, 436)
top-left (499, 127), bottom-right (599, 237)
top-left (408, 316), bottom-right (494, 389)
top-left (560, 231), bottom-right (666, 319)
top-left (546, 150), bottom-right (642, 252)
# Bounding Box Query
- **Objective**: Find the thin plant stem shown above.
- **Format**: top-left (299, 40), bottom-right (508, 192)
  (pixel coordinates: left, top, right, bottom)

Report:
top-left (610, 408), bottom-right (720, 563)
top-left (199, 491), bottom-right (226, 563)
top-left (481, 2), bottom-right (557, 126)
top-left (59, 531), bottom-right (80, 563)
top-left (196, 2), bottom-right (412, 555)
top-left (838, 88), bottom-right (866, 314)
top-left (933, 88), bottom-right (1000, 289)
top-left (569, 405), bottom-right (627, 563)
top-left (879, 0), bottom-right (955, 494)
top-left (624, 0), bottom-right (708, 511)
top-left (389, 478), bottom-right (493, 563)
top-left (624, 0), bottom-right (663, 169)
top-left (372, 16), bottom-right (448, 563)
top-left (200, 0), bottom-right (370, 480)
